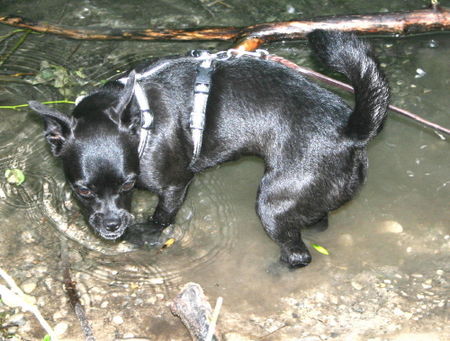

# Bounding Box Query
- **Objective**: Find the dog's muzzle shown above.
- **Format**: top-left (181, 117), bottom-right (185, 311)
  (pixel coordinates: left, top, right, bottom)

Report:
top-left (89, 210), bottom-right (134, 240)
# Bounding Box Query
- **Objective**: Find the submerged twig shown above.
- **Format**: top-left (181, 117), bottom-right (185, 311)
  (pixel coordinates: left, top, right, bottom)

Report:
top-left (0, 100), bottom-right (75, 110)
top-left (60, 238), bottom-right (96, 341)
top-left (0, 29), bottom-right (31, 66)
top-left (266, 54), bottom-right (450, 136)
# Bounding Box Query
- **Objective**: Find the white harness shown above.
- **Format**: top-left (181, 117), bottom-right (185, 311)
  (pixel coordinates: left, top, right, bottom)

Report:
top-left (79, 49), bottom-right (269, 163)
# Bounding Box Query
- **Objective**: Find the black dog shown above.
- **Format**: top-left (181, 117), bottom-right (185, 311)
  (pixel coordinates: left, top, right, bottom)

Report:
top-left (29, 30), bottom-right (389, 268)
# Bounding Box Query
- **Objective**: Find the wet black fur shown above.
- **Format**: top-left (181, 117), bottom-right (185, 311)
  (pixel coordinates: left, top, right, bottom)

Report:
top-left (29, 30), bottom-right (390, 268)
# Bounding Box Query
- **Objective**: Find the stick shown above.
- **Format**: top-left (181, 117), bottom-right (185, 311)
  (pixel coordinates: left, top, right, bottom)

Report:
top-left (0, 7), bottom-right (448, 45)
top-left (266, 54), bottom-right (450, 136)
top-left (60, 238), bottom-right (96, 341)
top-left (170, 283), bottom-right (220, 341)
top-left (205, 297), bottom-right (223, 341)
top-left (0, 268), bottom-right (58, 340)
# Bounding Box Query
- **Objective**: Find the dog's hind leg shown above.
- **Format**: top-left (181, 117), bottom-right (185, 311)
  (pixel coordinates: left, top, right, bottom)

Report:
top-left (256, 171), bottom-right (328, 268)
top-left (306, 214), bottom-right (329, 232)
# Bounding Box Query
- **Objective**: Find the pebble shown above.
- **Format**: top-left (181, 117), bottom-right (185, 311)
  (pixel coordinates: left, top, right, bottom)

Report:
top-left (112, 315), bottom-right (124, 325)
top-left (21, 231), bottom-right (36, 244)
top-left (351, 281), bottom-right (363, 291)
top-left (21, 280), bottom-right (37, 294)
top-left (224, 333), bottom-right (254, 341)
top-left (149, 277), bottom-right (164, 285)
top-left (9, 313), bottom-right (26, 326)
top-left (54, 322), bottom-right (69, 336)
top-left (53, 311), bottom-right (67, 320)
top-left (415, 68), bottom-right (427, 78)
top-left (436, 269), bottom-right (444, 276)
top-left (338, 233), bottom-right (354, 246)
top-left (378, 220), bottom-right (403, 234)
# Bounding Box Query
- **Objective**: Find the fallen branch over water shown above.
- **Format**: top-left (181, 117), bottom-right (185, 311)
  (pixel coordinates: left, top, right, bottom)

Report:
top-left (0, 6), bottom-right (448, 48)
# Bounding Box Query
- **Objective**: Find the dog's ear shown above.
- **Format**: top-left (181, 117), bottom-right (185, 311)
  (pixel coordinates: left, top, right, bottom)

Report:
top-left (113, 70), bottom-right (136, 115)
top-left (114, 71), bottom-right (141, 135)
top-left (28, 101), bottom-right (76, 157)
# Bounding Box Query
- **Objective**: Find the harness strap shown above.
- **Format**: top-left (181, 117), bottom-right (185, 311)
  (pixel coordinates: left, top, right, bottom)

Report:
top-left (189, 51), bottom-right (214, 164)
top-left (117, 78), bottom-right (154, 158)
top-left (110, 49), bottom-right (268, 162)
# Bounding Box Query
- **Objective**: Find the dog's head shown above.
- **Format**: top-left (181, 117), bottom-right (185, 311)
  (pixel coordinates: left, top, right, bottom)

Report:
top-left (29, 73), bottom-right (141, 240)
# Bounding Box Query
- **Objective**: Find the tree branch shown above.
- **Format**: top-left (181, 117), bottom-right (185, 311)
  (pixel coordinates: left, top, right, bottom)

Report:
top-left (0, 7), bottom-right (448, 47)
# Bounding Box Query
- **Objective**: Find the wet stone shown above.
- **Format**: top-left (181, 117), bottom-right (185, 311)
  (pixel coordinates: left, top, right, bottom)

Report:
top-left (224, 333), bottom-right (253, 341)
top-left (337, 233), bottom-right (354, 246)
top-left (378, 220), bottom-right (403, 234)
top-left (20, 231), bottom-right (36, 244)
top-left (9, 313), bottom-right (26, 326)
top-left (21, 279), bottom-right (37, 294)
top-left (112, 315), bottom-right (124, 325)
top-left (351, 281), bottom-right (363, 291)
top-left (54, 322), bottom-right (69, 336)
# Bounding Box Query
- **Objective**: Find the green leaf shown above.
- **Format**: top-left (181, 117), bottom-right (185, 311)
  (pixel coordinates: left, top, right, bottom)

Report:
top-left (42, 335), bottom-right (51, 341)
top-left (311, 243), bottom-right (330, 255)
top-left (5, 169), bottom-right (25, 186)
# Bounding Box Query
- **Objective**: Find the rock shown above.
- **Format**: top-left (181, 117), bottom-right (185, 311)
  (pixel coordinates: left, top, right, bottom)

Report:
top-left (378, 221), bottom-right (403, 234)
top-left (8, 313), bottom-right (26, 326)
top-left (21, 231), bottom-right (36, 244)
top-left (54, 322), bottom-right (69, 336)
top-left (21, 280), bottom-right (37, 294)
top-left (224, 333), bottom-right (254, 341)
top-left (351, 281), bottom-right (363, 291)
top-left (337, 233), bottom-right (354, 246)
top-left (112, 315), bottom-right (124, 325)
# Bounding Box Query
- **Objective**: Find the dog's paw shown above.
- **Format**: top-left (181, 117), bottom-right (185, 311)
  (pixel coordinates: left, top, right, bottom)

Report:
top-left (124, 222), bottom-right (165, 247)
top-left (280, 244), bottom-right (312, 268)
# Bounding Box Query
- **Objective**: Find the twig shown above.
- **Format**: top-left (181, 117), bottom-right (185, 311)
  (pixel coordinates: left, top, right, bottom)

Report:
top-left (0, 29), bottom-right (32, 66)
top-left (0, 100), bottom-right (75, 110)
top-left (266, 54), bottom-right (450, 136)
top-left (205, 297), bottom-right (223, 341)
top-left (60, 238), bottom-right (96, 341)
top-left (0, 28), bottom-right (25, 42)
top-left (0, 7), bottom-right (448, 43)
top-left (0, 268), bottom-right (58, 340)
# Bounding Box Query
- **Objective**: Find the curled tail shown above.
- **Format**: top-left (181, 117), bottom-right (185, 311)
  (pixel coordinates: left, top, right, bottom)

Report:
top-left (307, 30), bottom-right (390, 142)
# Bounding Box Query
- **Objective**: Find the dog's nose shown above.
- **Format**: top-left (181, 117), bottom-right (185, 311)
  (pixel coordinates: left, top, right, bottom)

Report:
top-left (104, 217), bottom-right (121, 232)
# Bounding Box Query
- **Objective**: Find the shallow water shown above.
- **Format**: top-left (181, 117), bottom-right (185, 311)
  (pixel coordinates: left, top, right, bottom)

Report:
top-left (0, 1), bottom-right (449, 340)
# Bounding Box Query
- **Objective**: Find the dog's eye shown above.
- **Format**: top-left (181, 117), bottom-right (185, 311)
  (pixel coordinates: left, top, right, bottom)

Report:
top-left (76, 187), bottom-right (94, 198)
top-left (121, 181), bottom-right (135, 192)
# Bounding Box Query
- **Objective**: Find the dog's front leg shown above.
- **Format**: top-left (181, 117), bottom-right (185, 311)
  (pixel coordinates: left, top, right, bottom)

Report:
top-left (124, 181), bottom-right (192, 247)
top-left (150, 182), bottom-right (192, 230)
